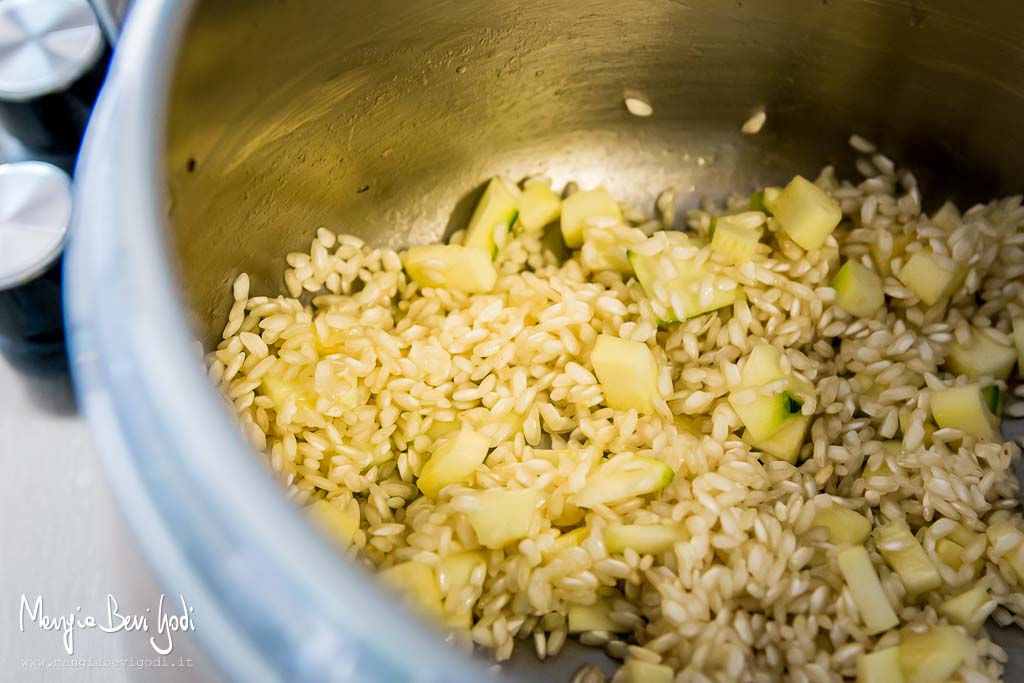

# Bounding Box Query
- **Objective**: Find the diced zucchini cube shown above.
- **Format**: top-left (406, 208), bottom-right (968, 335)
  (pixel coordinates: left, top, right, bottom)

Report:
top-left (591, 334), bottom-right (661, 414)
top-left (464, 176), bottom-right (520, 257)
top-left (425, 417), bottom-right (462, 442)
top-left (561, 186), bottom-right (622, 248)
top-left (575, 455), bottom-right (674, 508)
top-left (547, 526), bottom-right (591, 557)
top-left (898, 626), bottom-right (970, 683)
top-left (832, 260), bottom-right (885, 318)
top-left (307, 499), bottom-right (360, 549)
top-left (761, 186), bottom-right (782, 214)
top-left (604, 522), bottom-right (689, 555)
top-left (946, 521), bottom-right (980, 547)
top-left (815, 505), bottom-right (872, 545)
top-left (986, 521), bottom-right (1024, 583)
top-left (939, 585), bottom-right (991, 633)
top-left (627, 233), bottom-right (741, 322)
top-left (837, 545), bottom-right (900, 635)
top-left (982, 385), bottom-right (1003, 416)
top-left (946, 326), bottom-right (1017, 380)
top-left (517, 179), bottom-right (561, 232)
top-left (869, 232), bottom-right (912, 278)
top-left (1012, 318), bottom-right (1024, 371)
top-left (403, 244), bottom-right (497, 293)
top-left (465, 488), bottom-right (540, 549)
top-left (710, 216), bottom-right (763, 264)
top-left (743, 414), bottom-right (809, 463)
top-left (567, 598), bottom-right (629, 633)
top-left (896, 249), bottom-right (961, 306)
top-left (930, 201), bottom-right (961, 232)
top-left (874, 521), bottom-right (941, 596)
top-left (930, 383), bottom-right (1000, 441)
top-left (729, 344), bottom-right (812, 443)
top-left (613, 660), bottom-right (674, 683)
top-left (857, 647), bottom-right (904, 683)
top-left (581, 223), bottom-right (648, 274)
top-left (774, 175), bottom-right (843, 251)
top-left (439, 550), bottom-right (485, 592)
top-left (378, 561), bottom-right (444, 620)
top-left (417, 428), bottom-right (491, 498)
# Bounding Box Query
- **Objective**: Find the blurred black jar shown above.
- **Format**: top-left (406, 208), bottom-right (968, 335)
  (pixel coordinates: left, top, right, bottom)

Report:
top-left (0, 0), bottom-right (107, 155)
top-left (0, 161), bottom-right (71, 352)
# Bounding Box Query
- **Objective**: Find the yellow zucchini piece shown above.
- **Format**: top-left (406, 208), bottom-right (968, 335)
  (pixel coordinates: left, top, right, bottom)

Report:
top-left (815, 505), bottom-right (872, 545)
top-left (896, 249), bottom-right (960, 307)
top-left (417, 428), bottom-right (490, 499)
top-left (947, 326), bottom-right (1017, 380)
top-left (604, 522), bottom-right (689, 555)
top-left (774, 175), bottom-right (843, 251)
top-left (464, 176), bottom-right (520, 257)
top-left (832, 260), bottom-right (885, 318)
top-left (742, 414), bottom-right (809, 463)
top-left (591, 334), bottom-right (661, 414)
top-left (561, 187), bottom-right (621, 248)
top-left (403, 244), bottom-right (497, 293)
top-left (547, 526), bottom-right (591, 556)
top-left (517, 179), bottom-right (561, 232)
top-left (575, 455), bottom-right (674, 508)
top-left (567, 598), bottom-right (629, 633)
top-left (874, 521), bottom-right (941, 596)
top-left (930, 201), bottom-right (961, 232)
top-left (307, 499), bottom-right (360, 550)
top-left (710, 214), bottom-right (763, 264)
top-left (930, 383), bottom-right (1000, 441)
top-left (857, 647), bottom-right (904, 683)
top-left (614, 660), bottom-right (674, 683)
top-left (465, 488), bottom-right (540, 549)
top-left (378, 561), bottom-right (444, 620)
top-left (838, 545), bottom-right (900, 635)
top-left (986, 521), bottom-right (1024, 583)
top-left (898, 626), bottom-right (970, 683)
top-left (939, 585), bottom-right (991, 633)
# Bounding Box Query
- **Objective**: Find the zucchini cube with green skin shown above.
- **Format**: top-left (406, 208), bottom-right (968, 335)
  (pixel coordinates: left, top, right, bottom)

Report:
top-left (939, 584), bottom-right (991, 633)
top-left (982, 385), bottom-right (1003, 416)
top-left (710, 216), bottom-right (763, 264)
top-left (417, 428), bottom-right (490, 498)
top-left (465, 488), bottom-right (540, 549)
top-left (561, 186), bottom-right (622, 248)
top-left (874, 521), bottom-right (941, 596)
top-left (378, 561), bottom-right (444, 620)
top-left (307, 499), bottom-right (360, 550)
top-left (832, 260), bottom-right (885, 318)
top-left (837, 545), bottom-right (900, 636)
top-left (742, 414), bottom-right (809, 463)
top-left (575, 455), bottom-right (674, 508)
top-left (946, 326), bottom-right (1017, 380)
top-left (613, 660), bottom-right (674, 683)
top-left (896, 249), bottom-right (961, 306)
top-left (857, 647), bottom-right (903, 683)
top-left (627, 233), bottom-right (742, 323)
top-left (517, 179), bottom-right (561, 232)
top-left (403, 244), bottom-right (497, 293)
top-left (729, 344), bottom-right (812, 443)
top-left (930, 383), bottom-right (1000, 441)
top-left (464, 176), bottom-right (520, 257)
top-left (1013, 317), bottom-right (1024, 370)
top-left (591, 334), bottom-right (661, 414)
top-left (567, 598), bottom-right (629, 633)
top-left (815, 505), bottom-right (872, 545)
top-left (604, 522), bottom-right (689, 555)
top-left (589, 333), bottom-right (659, 413)
top-left (899, 626), bottom-right (970, 683)
top-left (774, 175), bottom-right (843, 250)
top-left (581, 223), bottom-right (648, 274)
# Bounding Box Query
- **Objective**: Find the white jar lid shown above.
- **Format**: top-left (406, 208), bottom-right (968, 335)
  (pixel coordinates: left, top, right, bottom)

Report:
top-left (0, 160), bottom-right (71, 290)
top-left (0, 0), bottom-right (104, 101)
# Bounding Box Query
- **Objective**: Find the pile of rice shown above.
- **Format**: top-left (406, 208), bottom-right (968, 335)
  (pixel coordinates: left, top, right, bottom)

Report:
top-left (208, 136), bottom-right (1024, 682)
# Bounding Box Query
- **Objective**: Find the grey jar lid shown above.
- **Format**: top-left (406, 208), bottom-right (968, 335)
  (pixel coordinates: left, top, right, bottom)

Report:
top-left (0, 0), bottom-right (104, 101)
top-left (0, 160), bottom-right (72, 290)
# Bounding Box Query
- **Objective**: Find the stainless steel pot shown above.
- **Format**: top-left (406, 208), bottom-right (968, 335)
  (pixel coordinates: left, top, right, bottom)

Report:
top-left (68, 1), bottom-right (1024, 682)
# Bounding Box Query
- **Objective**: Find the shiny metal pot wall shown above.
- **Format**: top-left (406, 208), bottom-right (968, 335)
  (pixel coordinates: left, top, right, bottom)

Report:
top-left (68, 1), bottom-right (1024, 682)
top-left (165, 0), bottom-right (1024, 345)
